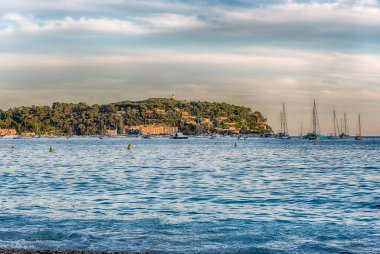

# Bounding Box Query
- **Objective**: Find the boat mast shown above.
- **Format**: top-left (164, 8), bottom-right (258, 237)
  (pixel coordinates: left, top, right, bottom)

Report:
top-left (333, 110), bottom-right (340, 137)
top-left (280, 111), bottom-right (283, 133)
top-left (312, 99), bottom-right (318, 134)
top-left (197, 118), bottom-right (203, 135)
top-left (358, 114), bottom-right (362, 136)
top-left (282, 102), bottom-right (288, 134)
top-left (300, 122), bottom-right (303, 137)
top-left (102, 119), bottom-right (106, 136)
top-left (344, 112), bottom-right (349, 136)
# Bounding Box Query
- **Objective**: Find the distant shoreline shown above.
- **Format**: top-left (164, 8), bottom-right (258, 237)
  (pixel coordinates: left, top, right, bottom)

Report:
top-left (0, 98), bottom-right (271, 137)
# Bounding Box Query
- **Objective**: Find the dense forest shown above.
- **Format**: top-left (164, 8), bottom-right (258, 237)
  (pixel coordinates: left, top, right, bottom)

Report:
top-left (0, 98), bottom-right (271, 135)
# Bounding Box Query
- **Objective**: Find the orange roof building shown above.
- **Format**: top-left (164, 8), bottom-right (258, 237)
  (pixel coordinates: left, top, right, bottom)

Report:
top-left (126, 125), bottom-right (178, 135)
top-left (0, 128), bottom-right (17, 136)
top-left (105, 129), bottom-right (117, 136)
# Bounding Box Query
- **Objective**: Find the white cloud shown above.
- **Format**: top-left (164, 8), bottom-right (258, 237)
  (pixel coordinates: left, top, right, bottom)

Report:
top-left (1, 49), bottom-right (379, 82)
top-left (138, 13), bottom-right (205, 29)
top-left (216, 1), bottom-right (380, 25)
top-left (1, 14), bottom-right (148, 34)
top-left (2, 1), bottom-right (379, 36)
top-left (0, 0), bottom-right (194, 15)
top-left (0, 12), bottom-right (207, 35)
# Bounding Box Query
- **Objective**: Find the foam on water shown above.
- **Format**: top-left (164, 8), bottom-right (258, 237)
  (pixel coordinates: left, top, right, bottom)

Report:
top-left (0, 137), bottom-right (379, 253)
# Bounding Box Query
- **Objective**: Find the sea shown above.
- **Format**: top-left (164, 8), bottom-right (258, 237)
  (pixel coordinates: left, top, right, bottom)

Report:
top-left (0, 137), bottom-right (379, 253)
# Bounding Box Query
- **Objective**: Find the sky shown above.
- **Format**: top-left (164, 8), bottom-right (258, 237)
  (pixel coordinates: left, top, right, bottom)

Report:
top-left (0, 0), bottom-right (379, 135)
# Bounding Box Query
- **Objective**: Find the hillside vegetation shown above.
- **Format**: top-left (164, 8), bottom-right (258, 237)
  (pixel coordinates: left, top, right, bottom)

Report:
top-left (0, 98), bottom-right (271, 135)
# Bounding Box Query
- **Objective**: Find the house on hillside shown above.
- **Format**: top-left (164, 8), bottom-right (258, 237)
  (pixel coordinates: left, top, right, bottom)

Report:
top-left (105, 129), bottom-right (117, 136)
top-left (126, 125), bottom-right (178, 135)
top-left (155, 109), bottom-right (166, 115)
top-left (218, 116), bottom-right (229, 122)
top-left (181, 111), bottom-right (190, 118)
top-left (0, 128), bottom-right (17, 136)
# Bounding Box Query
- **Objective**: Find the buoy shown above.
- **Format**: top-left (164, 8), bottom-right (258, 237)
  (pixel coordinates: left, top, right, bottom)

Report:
top-left (49, 147), bottom-right (53, 152)
top-left (128, 144), bottom-right (132, 150)
top-left (11, 146), bottom-right (14, 149)
top-left (234, 142), bottom-right (237, 147)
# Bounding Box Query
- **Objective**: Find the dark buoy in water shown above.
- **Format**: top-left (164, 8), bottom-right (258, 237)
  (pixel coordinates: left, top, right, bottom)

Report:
top-left (128, 144), bottom-right (132, 150)
top-left (49, 147), bottom-right (53, 152)
top-left (11, 146), bottom-right (14, 149)
top-left (234, 142), bottom-right (237, 147)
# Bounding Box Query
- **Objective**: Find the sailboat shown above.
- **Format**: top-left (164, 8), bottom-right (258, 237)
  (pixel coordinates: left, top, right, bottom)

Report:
top-left (238, 134), bottom-right (248, 140)
top-left (339, 113), bottom-right (350, 138)
top-left (170, 132), bottom-right (189, 139)
top-left (111, 124), bottom-right (124, 138)
top-left (209, 133), bottom-right (221, 139)
top-left (194, 118), bottom-right (205, 138)
top-left (33, 124), bottom-right (41, 138)
top-left (305, 99), bottom-right (320, 140)
top-left (276, 102), bottom-right (291, 139)
top-left (355, 114), bottom-right (363, 140)
top-left (99, 119), bottom-right (106, 139)
top-left (299, 122), bottom-right (304, 139)
top-left (328, 110), bottom-right (340, 139)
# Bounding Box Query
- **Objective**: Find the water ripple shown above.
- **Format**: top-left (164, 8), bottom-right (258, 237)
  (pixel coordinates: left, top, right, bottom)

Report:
top-left (0, 137), bottom-right (379, 253)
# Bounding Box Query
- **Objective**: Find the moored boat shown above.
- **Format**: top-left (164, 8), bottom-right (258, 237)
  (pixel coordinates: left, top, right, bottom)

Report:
top-left (306, 132), bottom-right (318, 140)
top-left (328, 110), bottom-right (340, 139)
top-left (277, 133), bottom-right (291, 139)
top-left (339, 113), bottom-right (350, 138)
top-left (261, 131), bottom-right (274, 138)
top-left (355, 114), bottom-right (363, 140)
top-left (308, 99), bottom-right (320, 140)
top-left (210, 133), bottom-right (221, 139)
top-left (276, 102), bottom-right (291, 139)
top-left (170, 132), bottom-right (189, 139)
top-left (142, 134), bottom-right (154, 139)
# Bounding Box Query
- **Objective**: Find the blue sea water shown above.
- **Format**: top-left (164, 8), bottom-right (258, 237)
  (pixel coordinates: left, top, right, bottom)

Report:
top-left (0, 137), bottom-right (379, 253)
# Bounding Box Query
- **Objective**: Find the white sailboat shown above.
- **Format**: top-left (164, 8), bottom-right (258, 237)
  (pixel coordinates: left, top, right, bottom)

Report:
top-left (339, 113), bottom-right (350, 138)
top-left (305, 99), bottom-right (320, 140)
top-left (194, 118), bottom-right (205, 138)
top-left (299, 122), bottom-right (303, 139)
top-left (210, 133), bottom-right (221, 139)
top-left (276, 102), bottom-right (291, 139)
top-left (355, 114), bottom-right (363, 140)
top-left (328, 110), bottom-right (340, 139)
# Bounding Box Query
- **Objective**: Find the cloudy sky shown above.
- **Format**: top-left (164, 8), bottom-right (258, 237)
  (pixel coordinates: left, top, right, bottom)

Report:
top-left (0, 0), bottom-right (379, 135)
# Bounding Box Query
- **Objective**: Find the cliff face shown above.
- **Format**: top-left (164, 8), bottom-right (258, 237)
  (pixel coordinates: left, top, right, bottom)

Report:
top-left (0, 98), bottom-right (271, 135)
